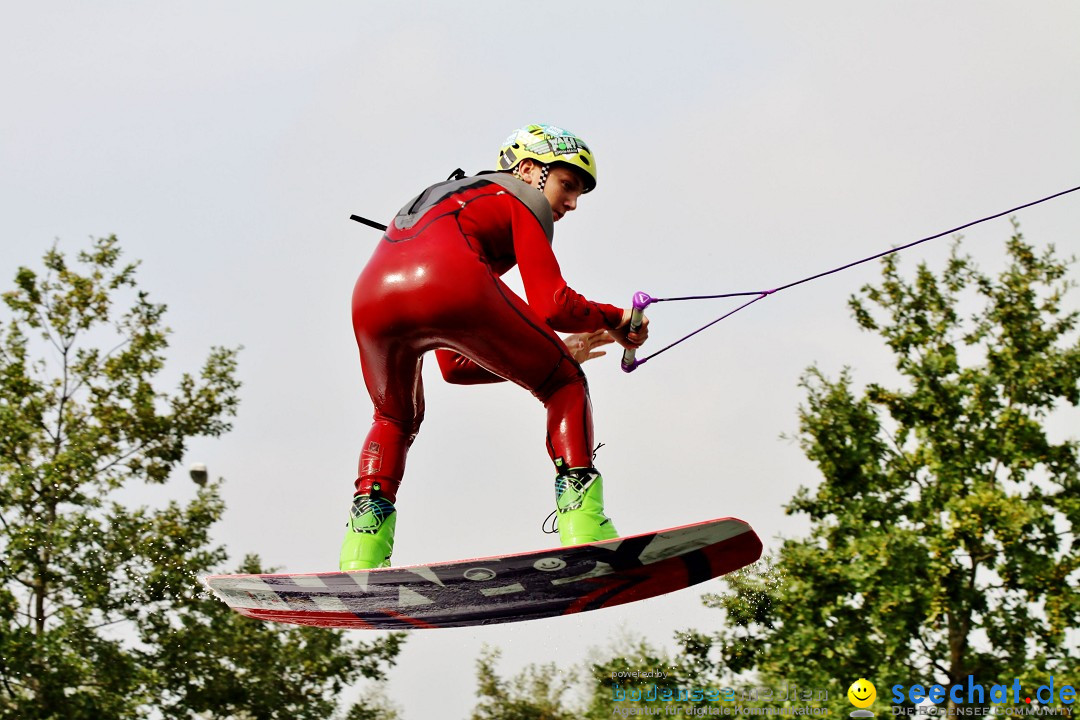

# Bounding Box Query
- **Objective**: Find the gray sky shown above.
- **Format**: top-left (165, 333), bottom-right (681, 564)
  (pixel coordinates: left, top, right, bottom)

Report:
top-left (3, 2), bottom-right (1079, 716)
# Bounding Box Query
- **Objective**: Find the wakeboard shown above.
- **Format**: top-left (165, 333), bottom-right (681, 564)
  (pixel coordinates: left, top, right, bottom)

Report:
top-left (202, 516), bottom-right (762, 630)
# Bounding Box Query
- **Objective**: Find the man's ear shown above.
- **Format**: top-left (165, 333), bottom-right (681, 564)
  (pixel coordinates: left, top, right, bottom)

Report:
top-left (516, 158), bottom-right (540, 185)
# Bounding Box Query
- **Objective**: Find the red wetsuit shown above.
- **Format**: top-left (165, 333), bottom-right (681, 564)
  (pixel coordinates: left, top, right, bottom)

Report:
top-left (351, 172), bottom-right (624, 503)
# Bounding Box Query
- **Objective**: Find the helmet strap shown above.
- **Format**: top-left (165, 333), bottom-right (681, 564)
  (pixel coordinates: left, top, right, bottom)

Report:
top-left (511, 163), bottom-right (550, 191)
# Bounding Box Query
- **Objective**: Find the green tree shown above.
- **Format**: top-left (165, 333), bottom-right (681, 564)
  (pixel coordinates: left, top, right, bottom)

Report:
top-left (470, 646), bottom-right (580, 720)
top-left (703, 227), bottom-right (1079, 708)
top-left (144, 552), bottom-right (405, 720)
top-left (0, 237), bottom-right (402, 719)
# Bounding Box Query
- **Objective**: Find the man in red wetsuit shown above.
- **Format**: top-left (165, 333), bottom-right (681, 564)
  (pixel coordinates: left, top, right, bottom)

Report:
top-left (341, 124), bottom-right (649, 570)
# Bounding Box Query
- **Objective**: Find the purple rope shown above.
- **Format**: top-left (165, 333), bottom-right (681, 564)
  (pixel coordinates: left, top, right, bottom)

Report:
top-left (630, 183), bottom-right (1080, 369)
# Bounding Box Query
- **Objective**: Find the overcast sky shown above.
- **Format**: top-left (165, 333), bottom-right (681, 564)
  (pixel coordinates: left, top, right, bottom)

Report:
top-left (3, 2), bottom-right (1079, 716)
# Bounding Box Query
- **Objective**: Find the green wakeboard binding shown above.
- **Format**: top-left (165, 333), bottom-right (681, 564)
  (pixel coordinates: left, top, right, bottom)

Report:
top-left (554, 460), bottom-right (619, 546)
top-left (340, 485), bottom-right (397, 571)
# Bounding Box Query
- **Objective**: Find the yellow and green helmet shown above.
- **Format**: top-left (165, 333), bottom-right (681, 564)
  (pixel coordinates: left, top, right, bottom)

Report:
top-left (497, 123), bottom-right (597, 192)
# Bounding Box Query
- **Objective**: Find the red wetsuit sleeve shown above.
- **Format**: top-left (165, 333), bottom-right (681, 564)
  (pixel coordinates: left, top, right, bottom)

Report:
top-left (435, 349), bottom-right (507, 385)
top-left (508, 200), bottom-right (624, 333)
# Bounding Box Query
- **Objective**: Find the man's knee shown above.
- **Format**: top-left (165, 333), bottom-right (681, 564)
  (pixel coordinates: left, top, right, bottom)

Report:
top-left (533, 357), bottom-right (586, 405)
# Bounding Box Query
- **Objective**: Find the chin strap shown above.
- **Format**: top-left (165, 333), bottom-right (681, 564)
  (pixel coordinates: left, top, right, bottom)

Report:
top-left (512, 164), bottom-right (549, 191)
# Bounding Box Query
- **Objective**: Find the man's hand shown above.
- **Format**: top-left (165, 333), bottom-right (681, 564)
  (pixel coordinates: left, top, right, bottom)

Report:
top-left (610, 308), bottom-right (649, 350)
top-left (564, 329), bottom-right (616, 364)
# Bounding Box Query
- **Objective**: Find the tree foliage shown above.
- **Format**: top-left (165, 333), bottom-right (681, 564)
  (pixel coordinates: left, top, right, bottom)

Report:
top-left (0, 237), bottom-right (402, 719)
top-left (470, 646), bottom-right (582, 720)
top-left (704, 226), bottom-right (1079, 702)
top-left (144, 552), bottom-right (404, 720)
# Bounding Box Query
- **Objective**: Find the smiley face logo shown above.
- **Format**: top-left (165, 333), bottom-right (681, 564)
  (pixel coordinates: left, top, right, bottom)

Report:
top-left (533, 557), bottom-right (567, 572)
top-left (848, 678), bottom-right (876, 709)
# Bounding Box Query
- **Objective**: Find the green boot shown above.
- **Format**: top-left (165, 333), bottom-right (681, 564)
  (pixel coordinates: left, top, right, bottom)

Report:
top-left (339, 491), bottom-right (397, 571)
top-left (554, 466), bottom-right (619, 546)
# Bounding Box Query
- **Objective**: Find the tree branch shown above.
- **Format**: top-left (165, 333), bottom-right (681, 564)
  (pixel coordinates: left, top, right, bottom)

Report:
top-left (92, 437), bottom-right (160, 480)
top-left (0, 666), bottom-right (20, 702)
top-left (916, 631), bottom-right (951, 677)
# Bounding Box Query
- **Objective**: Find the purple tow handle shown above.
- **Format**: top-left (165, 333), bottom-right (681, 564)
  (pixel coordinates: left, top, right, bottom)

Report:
top-left (620, 291), bottom-right (653, 373)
